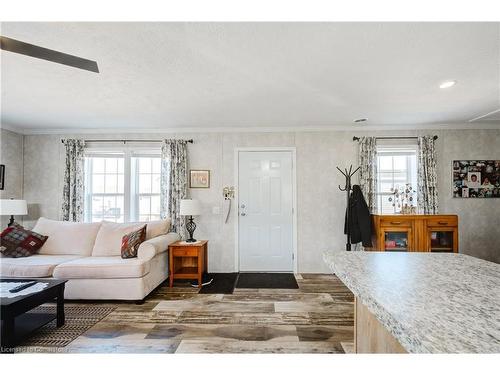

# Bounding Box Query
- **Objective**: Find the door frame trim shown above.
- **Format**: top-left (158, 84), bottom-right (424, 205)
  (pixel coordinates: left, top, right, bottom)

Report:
top-left (234, 147), bottom-right (298, 273)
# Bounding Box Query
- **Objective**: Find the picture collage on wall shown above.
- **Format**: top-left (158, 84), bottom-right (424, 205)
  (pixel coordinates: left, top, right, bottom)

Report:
top-left (453, 160), bottom-right (500, 198)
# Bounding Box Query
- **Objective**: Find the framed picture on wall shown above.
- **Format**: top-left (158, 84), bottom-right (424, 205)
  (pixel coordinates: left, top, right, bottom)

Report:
top-left (452, 160), bottom-right (500, 198)
top-left (190, 170), bottom-right (210, 188)
top-left (0, 164), bottom-right (4, 190)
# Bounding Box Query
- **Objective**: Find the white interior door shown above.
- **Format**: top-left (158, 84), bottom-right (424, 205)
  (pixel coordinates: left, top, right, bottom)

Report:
top-left (238, 151), bottom-right (294, 272)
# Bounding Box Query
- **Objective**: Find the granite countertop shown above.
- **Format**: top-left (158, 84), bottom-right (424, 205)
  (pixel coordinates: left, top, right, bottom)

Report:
top-left (323, 251), bottom-right (500, 353)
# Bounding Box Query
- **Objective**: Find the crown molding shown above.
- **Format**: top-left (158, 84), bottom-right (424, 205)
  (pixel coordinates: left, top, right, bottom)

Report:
top-left (0, 123), bottom-right (26, 134)
top-left (8, 121), bottom-right (500, 135)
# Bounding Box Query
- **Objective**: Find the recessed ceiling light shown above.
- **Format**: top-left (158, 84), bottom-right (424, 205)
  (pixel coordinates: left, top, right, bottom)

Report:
top-left (354, 118), bottom-right (368, 123)
top-left (439, 80), bottom-right (457, 89)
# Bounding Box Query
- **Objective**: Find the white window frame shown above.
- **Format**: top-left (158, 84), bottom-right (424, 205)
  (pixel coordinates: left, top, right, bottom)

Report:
top-left (376, 143), bottom-right (418, 214)
top-left (84, 151), bottom-right (126, 223)
top-left (84, 144), bottom-right (161, 223)
top-left (131, 152), bottom-right (162, 222)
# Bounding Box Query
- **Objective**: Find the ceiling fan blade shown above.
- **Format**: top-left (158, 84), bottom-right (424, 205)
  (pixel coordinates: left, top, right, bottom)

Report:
top-left (0, 36), bottom-right (99, 73)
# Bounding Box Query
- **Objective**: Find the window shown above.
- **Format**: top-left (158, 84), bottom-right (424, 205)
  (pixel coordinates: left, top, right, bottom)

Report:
top-left (133, 156), bottom-right (161, 222)
top-left (84, 154), bottom-right (125, 223)
top-left (376, 144), bottom-right (418, 214)
top-left (84, 149), bottom-right (161, 223)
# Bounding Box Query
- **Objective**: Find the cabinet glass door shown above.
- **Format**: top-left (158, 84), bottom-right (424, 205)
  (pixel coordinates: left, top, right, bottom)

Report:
top-left (384, 231), bottom-right (410, 251)
top-left (429, 230), bottom-right (454, 252)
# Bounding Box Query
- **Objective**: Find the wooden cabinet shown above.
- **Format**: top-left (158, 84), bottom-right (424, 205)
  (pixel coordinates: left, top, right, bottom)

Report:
top-left (369, 215), bottom-right (458, 253)
top-left (379, 226), bottom-right (414, 251)
top-left (168, 240), bottom-right (208, 288)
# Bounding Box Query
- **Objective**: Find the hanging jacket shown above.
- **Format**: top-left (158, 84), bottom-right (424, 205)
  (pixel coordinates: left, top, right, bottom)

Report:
top-left (344, 184), bottom-right (373, 247)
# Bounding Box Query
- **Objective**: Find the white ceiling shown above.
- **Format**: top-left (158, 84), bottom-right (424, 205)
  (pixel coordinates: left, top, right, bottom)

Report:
top-left (1, 22), bottom-right (499, 132)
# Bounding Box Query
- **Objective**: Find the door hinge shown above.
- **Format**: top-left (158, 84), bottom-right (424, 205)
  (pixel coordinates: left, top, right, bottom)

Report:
top-left (292, 253), bottom-right (295, 260)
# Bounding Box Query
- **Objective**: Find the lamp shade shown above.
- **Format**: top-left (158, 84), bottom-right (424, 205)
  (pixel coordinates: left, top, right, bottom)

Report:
top-left (179, 199), bottom-right (201, 216)
top-left (0, 199), bottom-right (28, 216)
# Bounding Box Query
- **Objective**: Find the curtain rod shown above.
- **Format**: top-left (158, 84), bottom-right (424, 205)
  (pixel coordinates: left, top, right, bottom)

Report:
top-left (352, 135), bottom-right (438, 142)
top-left (61, 139), bottom-right (194, 144)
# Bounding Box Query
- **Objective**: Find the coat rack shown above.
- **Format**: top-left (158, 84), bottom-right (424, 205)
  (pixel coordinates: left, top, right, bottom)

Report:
top-left (337, 165), bottom-right (360, 251)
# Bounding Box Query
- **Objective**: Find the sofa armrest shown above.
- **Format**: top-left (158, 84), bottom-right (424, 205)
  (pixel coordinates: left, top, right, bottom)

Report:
top-left (137, 232), bottom-right (181, 260)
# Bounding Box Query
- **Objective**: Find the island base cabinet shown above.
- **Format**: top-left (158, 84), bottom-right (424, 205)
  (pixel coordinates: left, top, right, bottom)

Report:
top-left (354, 298), bottom-right (407, 353)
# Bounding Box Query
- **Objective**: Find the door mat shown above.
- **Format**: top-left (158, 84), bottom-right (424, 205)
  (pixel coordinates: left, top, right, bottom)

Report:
top-left (17, 304), bottom-right (115, 348)
top-left (236, 273), bottom-right (299, 289)
top-left (198, 273), bottom-right (238, 294)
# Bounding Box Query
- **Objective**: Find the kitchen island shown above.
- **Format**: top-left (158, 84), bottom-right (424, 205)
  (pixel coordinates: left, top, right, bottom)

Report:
top-left (324, 251), bottom-right (500, 353)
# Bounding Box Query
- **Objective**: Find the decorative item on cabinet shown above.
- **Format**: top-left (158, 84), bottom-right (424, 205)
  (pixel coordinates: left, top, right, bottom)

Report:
top-left (368, 214), bottom-right (458, 253)
top-left (388, 183), bottom-right (417, 214)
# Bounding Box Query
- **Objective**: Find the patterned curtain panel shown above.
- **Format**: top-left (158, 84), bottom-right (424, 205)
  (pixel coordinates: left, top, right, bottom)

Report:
top-left (358, 137), bottom-right (378, 213)
top-left (61, 139), bottom-right (85, 222)
top-left (160, 139), bottom-right (188, 235)
top-left (417, 136), bottom-right (439, 214)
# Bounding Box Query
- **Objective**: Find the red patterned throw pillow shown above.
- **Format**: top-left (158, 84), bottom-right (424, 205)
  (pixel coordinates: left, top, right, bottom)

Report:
top-left (0, 224), bottom-right (48, 258)
top-left (121, 225), bottom-right (147, 259)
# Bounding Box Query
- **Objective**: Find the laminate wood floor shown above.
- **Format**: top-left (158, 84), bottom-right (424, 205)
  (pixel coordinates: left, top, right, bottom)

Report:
top-left (24, 274), bottom-right (354, 353)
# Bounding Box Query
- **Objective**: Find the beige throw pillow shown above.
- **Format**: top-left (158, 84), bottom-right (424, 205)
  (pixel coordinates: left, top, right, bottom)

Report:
top-left (92, 221), bottom-right (145, 257)
top-left (131, 218), bottom-right (171, 240)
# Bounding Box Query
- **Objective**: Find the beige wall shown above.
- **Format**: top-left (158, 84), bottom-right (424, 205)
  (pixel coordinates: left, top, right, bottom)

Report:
top-left (0, 129), bottom-right (24, 228)
top-left (20, 128), bottom-right (500, 270)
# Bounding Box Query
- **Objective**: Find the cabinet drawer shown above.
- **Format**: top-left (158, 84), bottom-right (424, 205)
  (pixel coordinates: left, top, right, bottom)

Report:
top-left (427, 217), bottom-right (457, 227)
top-left (172, 248), bottom-right (199, 257)
top-left (380, 218), bottom-right (412, 227)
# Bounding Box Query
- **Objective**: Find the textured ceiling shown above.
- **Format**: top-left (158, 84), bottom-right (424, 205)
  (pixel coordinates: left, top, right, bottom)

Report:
top-left (1, 22), bottom-right (499, 131)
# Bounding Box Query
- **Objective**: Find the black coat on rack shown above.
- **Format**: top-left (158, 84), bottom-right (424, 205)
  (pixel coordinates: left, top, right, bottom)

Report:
top-left (337, 165), bottom-right (360, 251)
top-left (345, 185), bottom-right (373, 248)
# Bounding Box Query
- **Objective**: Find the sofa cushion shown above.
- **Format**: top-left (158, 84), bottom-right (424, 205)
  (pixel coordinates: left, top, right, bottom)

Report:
top-left (0, 224), bottom-right (48, 258)
top-left (92, 221), bottom-right (145, 257)
top-left (53, 256), bottom-right (151, 279)
top-left (121, 225), bottom-right (146, 259)
top-left (141, 219), bottom-right (171, 240)
top-left (125, 219), bottom-right (171, 241)
top-left (33, 217), bottom-right (101, 256)
top-left (0, 255), bottom-right (83, 278)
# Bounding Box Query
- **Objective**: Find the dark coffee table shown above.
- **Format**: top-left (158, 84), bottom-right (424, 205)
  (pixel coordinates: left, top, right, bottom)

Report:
top-left (1, 278), bottom-right (67, 350)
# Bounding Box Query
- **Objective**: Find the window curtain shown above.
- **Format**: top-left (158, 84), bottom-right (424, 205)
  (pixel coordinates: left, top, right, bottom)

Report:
top-left (417, 136), bottom-right (439, 214)
top-left (358, 137), bottom-right (378, 213)
top-left (160, 139), bottom-right (188, 235)
top-left (61, 139), bottom-right (85, 221)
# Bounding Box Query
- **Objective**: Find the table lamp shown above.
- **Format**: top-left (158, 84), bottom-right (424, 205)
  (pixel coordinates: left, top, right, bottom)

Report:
top-left (0, 199), bottom-right (28, 226)
top-left (180, 199), bottom-right (201, 242)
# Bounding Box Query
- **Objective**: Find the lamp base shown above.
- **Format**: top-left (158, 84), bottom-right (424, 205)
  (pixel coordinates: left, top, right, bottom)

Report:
top-left (185, 216), bottom-right (197, 243)
top-left (8, 215), bottom-right (15, 227)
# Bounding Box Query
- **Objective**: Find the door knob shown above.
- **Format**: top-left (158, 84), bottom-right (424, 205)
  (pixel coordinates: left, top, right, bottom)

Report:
top-left (241, 212), bottom-right (246, 216)
top-left (241, 204), bottom-right (246, 208)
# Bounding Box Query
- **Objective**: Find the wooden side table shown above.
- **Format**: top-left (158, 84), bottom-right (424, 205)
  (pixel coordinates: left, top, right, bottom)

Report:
top-left (168, 240), bottom-right (208, 288)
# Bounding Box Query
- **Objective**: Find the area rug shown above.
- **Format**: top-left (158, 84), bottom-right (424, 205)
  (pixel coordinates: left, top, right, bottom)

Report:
top-left (20, 304), bottom-right (116, 347)
top-left (236, 273), bottom-right (299, 289)
top-left (199, 273), bottom-right (238, 294)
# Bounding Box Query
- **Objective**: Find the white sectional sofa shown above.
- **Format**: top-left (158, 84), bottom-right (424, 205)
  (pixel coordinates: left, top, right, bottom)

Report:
top-left (0, 217), bottom-right (180, 301)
